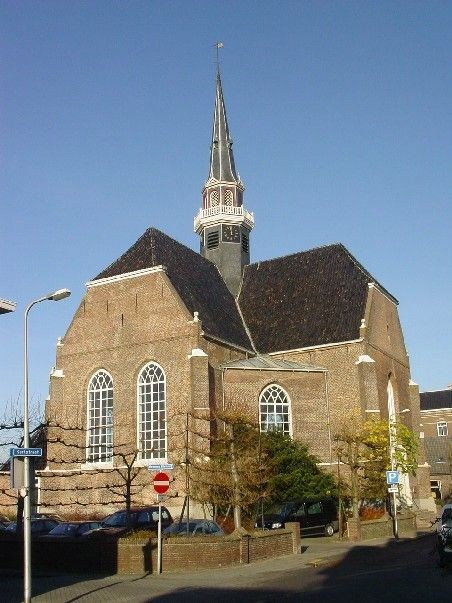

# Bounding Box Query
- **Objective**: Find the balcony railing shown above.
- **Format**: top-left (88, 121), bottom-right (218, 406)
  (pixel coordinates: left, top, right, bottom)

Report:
top-left (194, 204), bottom-right (254, 232)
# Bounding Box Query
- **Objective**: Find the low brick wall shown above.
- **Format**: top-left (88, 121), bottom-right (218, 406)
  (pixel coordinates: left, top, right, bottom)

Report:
top-left (118, 527), bottom-right (298, 574)
top-left (0, 525), bottom-right (299, 575)
top-left (356, 514), bottom-right (417, 540)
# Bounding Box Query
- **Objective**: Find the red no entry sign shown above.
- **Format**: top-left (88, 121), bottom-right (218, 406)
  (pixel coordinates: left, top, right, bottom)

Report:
top-left (153, 472), bottom-right (170, 494)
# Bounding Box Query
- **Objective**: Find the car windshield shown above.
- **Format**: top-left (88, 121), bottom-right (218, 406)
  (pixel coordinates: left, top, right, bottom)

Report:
top-left (262, 502), bottom-right (296, 516)
top-left (49, 523), bottom-right (77, 536)
top-left (169, 522), bottom-right (199, 533)
top-left (102, 512), bottom-right (128, 527)
top-left (442, 512), bottom-right (452, 528)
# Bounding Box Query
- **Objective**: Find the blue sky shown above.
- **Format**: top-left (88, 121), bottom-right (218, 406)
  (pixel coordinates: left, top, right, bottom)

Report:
top-left (1, 0), bottom-right (451, 424)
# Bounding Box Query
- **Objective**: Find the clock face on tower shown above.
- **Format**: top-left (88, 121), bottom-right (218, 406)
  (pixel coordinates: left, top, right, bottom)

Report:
top-left (222, 224), bottom-right (240, 243)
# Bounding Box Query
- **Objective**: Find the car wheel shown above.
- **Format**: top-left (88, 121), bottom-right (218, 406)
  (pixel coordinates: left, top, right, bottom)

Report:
top-left (324, 523), bottom-right (334, 537)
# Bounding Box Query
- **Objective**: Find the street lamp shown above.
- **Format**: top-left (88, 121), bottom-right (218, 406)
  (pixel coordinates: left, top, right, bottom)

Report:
top-left (23, 288), bottom-right (71, 603)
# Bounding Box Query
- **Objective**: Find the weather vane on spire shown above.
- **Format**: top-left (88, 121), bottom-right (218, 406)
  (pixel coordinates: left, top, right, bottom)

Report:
top-left (214, 41), bottom-right (224, 73)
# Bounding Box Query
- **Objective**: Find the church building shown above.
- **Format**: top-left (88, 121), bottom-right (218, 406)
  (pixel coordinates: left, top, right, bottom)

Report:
top-left (34, 69), bottom-right (433, 517)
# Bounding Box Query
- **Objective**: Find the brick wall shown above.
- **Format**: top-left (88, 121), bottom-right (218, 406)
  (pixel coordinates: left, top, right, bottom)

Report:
top-left (223, 368), bottom-right (331, 462)
top-left (0, 529), bottom-right (298, 575)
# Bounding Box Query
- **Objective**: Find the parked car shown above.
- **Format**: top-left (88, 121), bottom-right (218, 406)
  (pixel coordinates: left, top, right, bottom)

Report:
top-left (5, 518), bottom-right (60, 536)
top-left (254, 498), bottom-right (338, 537)
top-left (89, 506), bottom-right (173, 537)
top-left (31, 512), bottom-right (64, 522)
top-left (0, 515), bottom-right (11, 530)
top-left (436, 503), bottom-right (452, 567)
top-left (44, 521), bottom-right (102, 538)
top-left (164, 519), bottom-right (224, 537)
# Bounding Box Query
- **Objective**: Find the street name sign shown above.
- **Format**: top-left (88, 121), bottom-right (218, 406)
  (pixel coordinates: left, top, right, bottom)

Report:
top-left (386, 470), bottom-right (400, 485)
top-left (148, 463), bottom-right (174, 471)
top-left (10, 448), bottom-right (42, 457)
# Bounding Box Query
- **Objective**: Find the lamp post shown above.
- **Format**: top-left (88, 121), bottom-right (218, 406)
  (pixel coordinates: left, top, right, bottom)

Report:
top-left (23, 288), bottom-right (71, 603)
top-left (389, 408), bottom-right (411, 541)
top-left (388, 418), bottom-right (399, 540)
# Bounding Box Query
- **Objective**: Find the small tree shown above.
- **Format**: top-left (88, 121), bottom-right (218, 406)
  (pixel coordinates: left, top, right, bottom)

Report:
top-left (334, 410), bottom-right (418, 521)
top-left (261, 431), bottom-right (336, 503)
top-left (190, 410), bottom-right (271, 531)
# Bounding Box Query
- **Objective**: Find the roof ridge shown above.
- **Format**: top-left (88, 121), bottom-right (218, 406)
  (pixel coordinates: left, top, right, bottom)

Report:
top-left (247, 242), bottom-right (344, 267)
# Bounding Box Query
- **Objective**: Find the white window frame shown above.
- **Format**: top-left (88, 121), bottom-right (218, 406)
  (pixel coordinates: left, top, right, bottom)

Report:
top-left (437, 421), bottom-right (448, 437)
top-left (137, 362), bottom-right (167, 462)
top-left (85, 370), bottom-right (114, 466)
top-left (259, 384), bottom-right (292, 436)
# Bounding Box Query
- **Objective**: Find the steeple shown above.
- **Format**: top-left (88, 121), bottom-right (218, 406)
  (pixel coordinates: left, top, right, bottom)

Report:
top-left (208, 71), bottom-right (240, 184)
top-left (194, 68), bottom-right (254, 298)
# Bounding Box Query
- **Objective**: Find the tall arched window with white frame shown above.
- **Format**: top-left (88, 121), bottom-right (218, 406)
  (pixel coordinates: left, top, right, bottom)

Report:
top-left (259, 384), bottom-right (291, 435)
top-left (138, 362), bottom-right (167, 459)
top-left (87, 370), bottom-right (113, 463)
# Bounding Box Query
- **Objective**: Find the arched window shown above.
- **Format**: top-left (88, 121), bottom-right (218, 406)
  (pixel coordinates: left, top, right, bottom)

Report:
top-left (87, 370), bottom-right (113, 463)
top-left (210, 190), bottom-right (219, 206)
top-left (387, 379), bottom-right (396, 423)
top-left (138, 363), bottom-right (167, 459)
top-left (223, 189), bottom-right (234, 206)
top-left (259, 384), bottom-right (291, 435)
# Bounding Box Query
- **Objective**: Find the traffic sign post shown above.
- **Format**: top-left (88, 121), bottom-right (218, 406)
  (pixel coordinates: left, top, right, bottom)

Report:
top-left (153, 472), bottom-right (170, 574)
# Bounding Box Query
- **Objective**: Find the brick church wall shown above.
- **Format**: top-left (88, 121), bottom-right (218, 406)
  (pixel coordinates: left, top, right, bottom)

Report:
top-left (222, 368), bottom-right (331, 462)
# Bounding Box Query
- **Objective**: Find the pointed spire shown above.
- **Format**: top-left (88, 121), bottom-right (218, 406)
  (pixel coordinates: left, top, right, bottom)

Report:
top-left (207, 70), bottom-right (240, 183)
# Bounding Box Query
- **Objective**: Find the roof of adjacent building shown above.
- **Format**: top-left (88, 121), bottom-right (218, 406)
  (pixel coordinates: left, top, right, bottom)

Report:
top-left (238, 243), bottom-right (395, 354)
top-left (420, 389), bottom-right (452, 411)
top-left (220, 354), bottom-right (326, 372)
top-left (93, 229), bottom-right (395, 355)
top-left (94, 228), bottom-right (253, 351)
top-left (0, 298), bottom-right (16, 314)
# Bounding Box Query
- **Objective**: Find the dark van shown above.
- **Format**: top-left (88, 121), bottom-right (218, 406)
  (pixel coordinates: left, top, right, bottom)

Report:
top-left (89, 506), bottom-right (173, 537)
top-left (255, 498), bottom-right (338, 536)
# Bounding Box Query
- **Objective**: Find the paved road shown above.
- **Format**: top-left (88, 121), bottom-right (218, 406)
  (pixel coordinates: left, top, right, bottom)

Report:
top-left (1, 533), bottom-right (449, 602)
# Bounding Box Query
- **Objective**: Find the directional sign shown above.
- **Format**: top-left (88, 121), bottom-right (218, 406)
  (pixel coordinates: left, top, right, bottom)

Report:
top-left (386, 470), bottom-right (399, 485)
top-left (148, 463), bottom-right (174, 471)
top-left (153, 472), bottom-right (170, 494)
top-left (10, 448), bottom-right (42, 457)
top-left (388, 485), bottom-right (398, 493)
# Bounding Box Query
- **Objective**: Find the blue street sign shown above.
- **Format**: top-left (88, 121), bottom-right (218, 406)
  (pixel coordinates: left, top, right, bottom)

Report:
top-left (386, 470), bottom-right (400, 485)
top-left (10, 447), bottom-right (43, 457)
top-left (148, 463), bottom-right (174, 471)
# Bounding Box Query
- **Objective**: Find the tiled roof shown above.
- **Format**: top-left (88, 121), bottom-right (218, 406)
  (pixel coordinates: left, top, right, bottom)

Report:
top-left (420, 389), bottom-right (452, 411)
top-left (238, 243), bottom-right (394, 354)
top-left (94, 228), bottom-right (253, 351)
top-left (93, 231), bottom-right (396, 356)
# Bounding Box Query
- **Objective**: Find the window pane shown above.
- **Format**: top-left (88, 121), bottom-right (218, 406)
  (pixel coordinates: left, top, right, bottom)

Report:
top-left (138, 362), bottom-right (167, 460)
top-left (87, 371), bottom-right (113, 463)
top-left (259, 385), bottom-right (291, 436)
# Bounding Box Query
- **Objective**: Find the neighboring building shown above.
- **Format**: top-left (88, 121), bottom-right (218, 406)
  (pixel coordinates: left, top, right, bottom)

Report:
top-left (0, 298), bottom-right (16, 315)
top-left (0, 69), bottom-right (434, 518)
top-left (420, 387), bottom-right (452, 501)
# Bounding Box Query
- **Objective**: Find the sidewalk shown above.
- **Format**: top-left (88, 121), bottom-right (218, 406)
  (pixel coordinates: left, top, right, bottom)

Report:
top-left (1, 532), bottom-right (436, 603)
